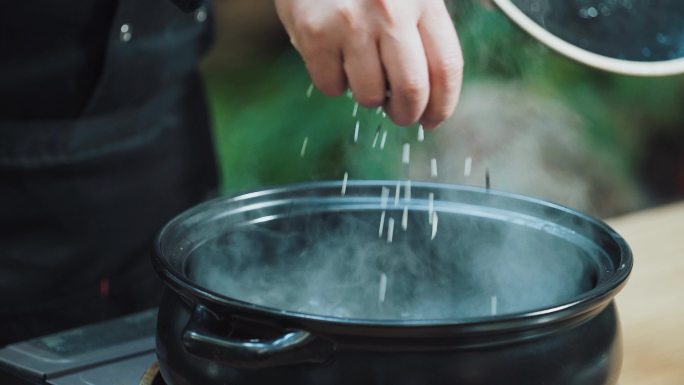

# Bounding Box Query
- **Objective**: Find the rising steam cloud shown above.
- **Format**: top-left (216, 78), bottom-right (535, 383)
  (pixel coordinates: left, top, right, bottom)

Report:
top-left (189, 192), bottom-right (598, 321)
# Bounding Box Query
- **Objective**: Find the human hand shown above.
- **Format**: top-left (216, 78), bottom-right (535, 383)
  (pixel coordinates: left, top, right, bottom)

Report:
top-left (275, 0), bottom-right (463, 129)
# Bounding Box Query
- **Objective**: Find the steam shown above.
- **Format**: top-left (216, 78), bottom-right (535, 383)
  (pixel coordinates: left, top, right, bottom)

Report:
top-left (188, 199), bottom-right (596, 321)
top-left (408, 81), bottom-right (640, 217)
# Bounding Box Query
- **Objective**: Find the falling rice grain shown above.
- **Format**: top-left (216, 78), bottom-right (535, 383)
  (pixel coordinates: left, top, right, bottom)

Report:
top-left (402, 206), bottom-right (408, 231)
top-left (430, 158), bottom-right (438, 178)
top-left (381, 186), bottom-right (390, 208)
top-left (380, 130), bottom-right (388, 149)
top-left (404, 180), bottom-right (412, 201)
top-left (378, 211), bottom-right (386, 238)
top-left (387, 218), bottom-right (395, 243)
top-left (394, 181), bottom-right (401, 207)
top-left (464, 157), bottom-right (473, 177)
top-left (428, 192), bottom-right (434, 224)
top-left (341, 172), bottom-right (349, 195)
top-left (299, 137), bottom-right (308, 157)
top-left (378, 273), bottom-right (388, 303)
top-left (491, 296), bottom-right (498, 315)
top-left (431, 212), bottom-right (439, 240)
top-left (306, 83), bottom-right (314, 98)
top-left (402, 143), bottom-right (411, 165)
top-left (417, 125), bottom-right (425, 142)
top-left (352, 102), bottom-right (359, 117)
top-left (353, 121), bottom-right (360, 144)
top-left (372, 129), bottom-right (380, 148)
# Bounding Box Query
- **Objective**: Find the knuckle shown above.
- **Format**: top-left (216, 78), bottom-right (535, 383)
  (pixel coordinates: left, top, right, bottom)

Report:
top-left (296, 18), bottom-right (326, 40)
top-left (336, 3), bottom-right (360, 32)
top-left (432, 64), bottom-right (453, 86)
top-left (434, 55), bottom-right (464, 85)
top-left (371, 0), bottom-right (390, 8)
top-left (445, 54), bottom-right (465, 78)
top-left (370, 0), bottom-right (394, 20)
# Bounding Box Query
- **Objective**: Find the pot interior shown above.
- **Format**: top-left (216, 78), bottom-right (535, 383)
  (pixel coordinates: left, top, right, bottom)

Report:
top-left (173, 183), bottom-right (614, 321)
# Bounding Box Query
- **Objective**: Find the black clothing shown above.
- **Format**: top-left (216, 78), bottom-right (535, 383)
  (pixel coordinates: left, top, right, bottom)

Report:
top-left (0, 1), bottom-right (117, 119)
top-left (0, 0), bottom-right (218, 344)
top-left (171, 0), bottom-right (206, 12)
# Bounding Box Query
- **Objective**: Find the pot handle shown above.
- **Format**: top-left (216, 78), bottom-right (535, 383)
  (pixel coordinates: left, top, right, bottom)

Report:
top-left (182, 305), bottom-right (335, 369)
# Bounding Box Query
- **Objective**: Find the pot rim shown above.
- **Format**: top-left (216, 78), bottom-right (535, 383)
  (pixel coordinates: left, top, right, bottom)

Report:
top-left (152, 180), bottom-right (632, 336)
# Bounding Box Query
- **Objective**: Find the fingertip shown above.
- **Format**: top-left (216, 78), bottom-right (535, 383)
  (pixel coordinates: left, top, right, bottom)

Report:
top-left (419, 120), bottom-right (441, 130)
top-left (388, 116), bottom-right (416, 128)
top-left (423, 99), bottom-right (458, 128)
top-left (386, 79), bottom-right (430, 127)
top-left (385, 103), bottom-right (422, 127)
top-left (354, 92), bottom-right (386, 108)
top-left (305, 55), bottom-right (348, 97)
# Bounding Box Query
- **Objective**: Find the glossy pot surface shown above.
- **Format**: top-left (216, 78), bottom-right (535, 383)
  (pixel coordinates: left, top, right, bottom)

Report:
top-left (153, 181), bottom-right (632, 385)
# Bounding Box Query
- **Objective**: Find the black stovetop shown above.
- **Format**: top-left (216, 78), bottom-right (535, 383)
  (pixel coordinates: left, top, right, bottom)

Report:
top-left (0, 309), bottom-right (159, 385)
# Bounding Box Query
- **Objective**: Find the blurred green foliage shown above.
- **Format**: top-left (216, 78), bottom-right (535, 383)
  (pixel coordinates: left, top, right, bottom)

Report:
top-left (203, 2), bottom-right (684, 198)
top-left (204, 54), bottom-right (420, 194)
top-left (204, 57), bottom-right (381, 194)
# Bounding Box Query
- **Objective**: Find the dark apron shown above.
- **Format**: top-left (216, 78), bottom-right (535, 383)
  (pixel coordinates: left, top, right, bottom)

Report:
top-left (0, 0), bottom-right (217, 344)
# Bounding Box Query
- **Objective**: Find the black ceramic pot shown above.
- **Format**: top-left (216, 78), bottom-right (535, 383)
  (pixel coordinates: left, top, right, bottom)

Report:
top-left (153, 181), bottom-right (632, 385)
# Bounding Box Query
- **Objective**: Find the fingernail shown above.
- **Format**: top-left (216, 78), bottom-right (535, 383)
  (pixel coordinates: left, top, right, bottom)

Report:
top-left (421, 121), bottom-right (441, 130)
